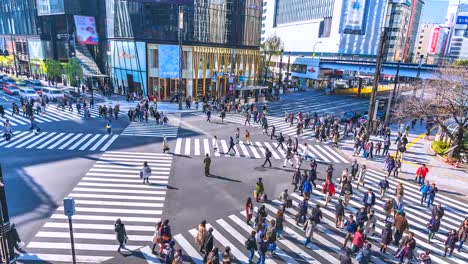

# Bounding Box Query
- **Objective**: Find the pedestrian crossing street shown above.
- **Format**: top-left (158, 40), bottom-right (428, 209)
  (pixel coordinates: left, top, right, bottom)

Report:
top-left (0, 131), bottom-right (118, 152)
top-left (265, 92), bottom-right (369, 117)
top-left (0, 106), bottom-right (101, 127)
top-left (173, 137), bottom-right (348, 163)
top-left (172, 168), bottom-right (468, 264)
top-left (196, 112), bottom-right (341, 142)
top-left (18, 151), bottom-right (173, 264)
top-left (121, 114), bottom-right (180, 137)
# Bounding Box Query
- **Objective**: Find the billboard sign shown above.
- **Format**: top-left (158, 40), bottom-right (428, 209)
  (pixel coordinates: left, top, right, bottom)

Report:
top-left (74, 16), bottom-right (99, 45)
top-left (159, 45), bottom-right (180, 79)
top-left (28, 40), bottom-right (45, 60)
top-left (343, 0), bottom-right (368, 35)
top-left (456, 16), bottom-right (468, 25)
top-left (429, 27), bottom-right (441, 54)
top-left (36, 0), bottom-right (65, 16)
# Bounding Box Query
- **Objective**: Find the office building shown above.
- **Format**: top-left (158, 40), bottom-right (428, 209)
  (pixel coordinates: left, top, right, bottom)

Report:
top-left (413, 23), bottom-right (448, 64)
top-left (105, 0), bottom-right (263, 99)
top-left (0, 0), bottom-right (106, 78)
top-left (384, 0), bottom-right (425, 62)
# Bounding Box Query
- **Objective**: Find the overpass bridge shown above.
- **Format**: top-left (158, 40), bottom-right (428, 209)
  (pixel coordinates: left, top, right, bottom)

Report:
top-left (319, 59), bottom-right (440, 79)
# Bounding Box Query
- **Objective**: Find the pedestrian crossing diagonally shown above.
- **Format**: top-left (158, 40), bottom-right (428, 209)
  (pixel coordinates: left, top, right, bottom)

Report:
top-left (173, 137), bottom-right (348, 163)
top-left (0, 131), bottom-right (118, 151)
top-left (121, 113), bottom-right (180, 137)
top-left (0, 106), bottom-right (101, 127)
top-left (18, 151), bottom-right (173, 264)
top-left (196, 112), bottom-right (338, 142)
top-left (171, 168), bottom-right (467, 264)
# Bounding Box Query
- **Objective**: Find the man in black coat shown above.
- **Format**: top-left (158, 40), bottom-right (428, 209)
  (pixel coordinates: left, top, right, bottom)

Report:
top-left (202, 227), bottom-right (214, 262)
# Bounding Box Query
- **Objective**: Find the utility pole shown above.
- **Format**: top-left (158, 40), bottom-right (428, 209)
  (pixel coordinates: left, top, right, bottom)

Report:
top-left (412, 55), bottom-right (423, 97)
top-left (278, 49), bottom-right (283, 94)
top-left (385, 59), bottom-right (401, 124)
top-left (285, 52), bottom-right (291, 91)
top-left (178, 6), bottom-right (184, 110)
top-left (7, 1), bottom-right (18, 77)
top-left (0, 164), bottom-right (16, 264)
top-left (366, 27), bottom-right (388, 135)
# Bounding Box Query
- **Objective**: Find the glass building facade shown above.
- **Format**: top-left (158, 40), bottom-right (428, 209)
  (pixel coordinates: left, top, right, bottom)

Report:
top-left (105, 0), bottom-right (263, 99)
top-left (273, 0), bottom-right (335, 26)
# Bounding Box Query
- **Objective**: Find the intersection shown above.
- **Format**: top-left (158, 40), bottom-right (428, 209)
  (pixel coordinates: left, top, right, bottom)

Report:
top-left (1, 90), bottom-right (466, 264)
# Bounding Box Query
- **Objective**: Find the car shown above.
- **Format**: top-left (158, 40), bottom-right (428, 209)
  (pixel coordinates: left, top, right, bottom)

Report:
top-left (340, 111), bottom-right (361, 122)
top-left (31, 86), bottom-right (44, 95)
top-left (359, 114), bottom-right (368, 124)
top-left (23, 79), bottom-right (43, 87)
top-left (42, 87), bottom-right (64, 101)
top-left (19, 87), bottom-right (39, 100)
top-left (2, 84), bottom-right (20, 95)
top-left (62, 89), bottom-right (82, 103)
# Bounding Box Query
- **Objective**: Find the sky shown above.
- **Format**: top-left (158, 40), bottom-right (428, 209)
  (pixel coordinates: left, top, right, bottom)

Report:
top-left (421, 0), bottom-right (450, 24)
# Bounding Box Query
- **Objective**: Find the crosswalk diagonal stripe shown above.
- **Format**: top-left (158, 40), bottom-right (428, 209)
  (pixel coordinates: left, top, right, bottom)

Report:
top-left (5, 132), bottom-right (37, 148)
top-left (185, 138), bottom-right (191, 155)
top-left (26, 132), bottom-right (57, 149)
top-left (238, 141), bottom-right (250, 158)
top-left (99, 135), bottom-right (119, 151)
top-left (322, 145), bottom-right (348, 163)
top-left (263, 142), bottom-right (280, 159)
top-left (175, 138), bottom-right (182, 155)
top-left (221, 140), bottom-right (230, 157)
top-left (256, 142), bottom-right (266, 157)
top-left (314, 145), bottom-right (340, 163)
top-left (59, 133), bottom-right (83, 149)
top-left (68, 133), bottom-right (92, 150)
top-left (47, 133), bottom-right (74, 149)
top-left (36, 132), bottom-right (65, 149)
top-left (248, 143), bottom-right (261, 159)
top-left (0, 131), bottom-right (29, 147)
top-left (194, 138), bottom-right (200, 155)
top-left (78, 134), bottom-right (102, 150)
top-left (173, 234), bottom-right (204, 264)
top-left (89, 134), bottom-right (109, 151)
top-left (203, 138), bottom-right (210, 155)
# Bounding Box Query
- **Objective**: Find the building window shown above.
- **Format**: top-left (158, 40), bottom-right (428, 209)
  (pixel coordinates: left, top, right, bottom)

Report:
top-left (274, 0), bottom-right (335, 26)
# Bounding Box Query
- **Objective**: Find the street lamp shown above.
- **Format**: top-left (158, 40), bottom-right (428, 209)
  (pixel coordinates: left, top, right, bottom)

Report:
top-left (278, 49), bottom-right (284, 94)
top-left (313, 41), bottom-right (322, 57)
top-left (178, 6), bottom-right (184, 110)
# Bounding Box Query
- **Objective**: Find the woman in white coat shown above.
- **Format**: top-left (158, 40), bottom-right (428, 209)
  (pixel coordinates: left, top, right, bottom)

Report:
top-left (141, 161), bottom-right (152, 184)
top-left (162, 135), bottom-right (170, 153)
top-left (356, 165), bottom-right (367, 190)
top-left (364, 209), bottom-right (377, 237)
top-left (212, 135), bottom-right (219, 153)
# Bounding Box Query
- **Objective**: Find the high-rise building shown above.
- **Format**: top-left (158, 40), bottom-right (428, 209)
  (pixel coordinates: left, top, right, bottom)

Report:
top-left (105, 0), bottom-right (263, 99)
top-left (413, 23), bottom-right (448, 64)
top-left (384, 0), bottom-right (425, 62)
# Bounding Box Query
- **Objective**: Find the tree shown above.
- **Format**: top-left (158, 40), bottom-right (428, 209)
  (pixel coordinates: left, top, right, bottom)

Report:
top-left (453, 59), bottom-right (468, 66)
top-left (63, 58), bottom-right (83, 87)
top-left (392, 67), bottom-right (468, 157)
top-left (260, 35), bottom-right (284, 85)
top-left (44, 59), bottom-right (62, 86)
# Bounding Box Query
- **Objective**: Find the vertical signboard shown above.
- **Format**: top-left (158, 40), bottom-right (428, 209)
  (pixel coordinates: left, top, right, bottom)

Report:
top-left (159, 45), bottom-right (180, 79)
top-left (74, 16), bottom-right (99, 45)
top-left (36, 0), bottom-right (65, 16)
top-left (343, 0), bottom-right (368, 34)
top-left (429, 27), bottom-right (440, 54)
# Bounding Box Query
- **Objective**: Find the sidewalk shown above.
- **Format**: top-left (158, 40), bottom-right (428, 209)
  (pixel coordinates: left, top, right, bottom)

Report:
top-left (337, 122), bottom-right (468, 202)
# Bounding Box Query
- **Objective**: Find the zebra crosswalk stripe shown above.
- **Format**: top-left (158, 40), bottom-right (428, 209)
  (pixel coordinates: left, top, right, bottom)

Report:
top-left (19, 152), bottom-right (173, 263)
top-left (36, 132), bottom-right (65, 149)
top-left (78, 134), bottom-right (101, 150)
top-left (0, 131), bottom-right (26, 147)
top-left (58, 133), bottom-right (83, 149)
top-left (88, 134), bottom-right (109, 151)
top-left (69, 134), bottom-right (92, 150)
top-left (99, 135), bottom-right (119, 151)
top-left (173, 234), bottom-right (204, 264)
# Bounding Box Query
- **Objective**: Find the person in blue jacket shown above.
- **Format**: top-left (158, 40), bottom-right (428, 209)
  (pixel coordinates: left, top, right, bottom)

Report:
top-left (419, 181), bottom-right (431, 205)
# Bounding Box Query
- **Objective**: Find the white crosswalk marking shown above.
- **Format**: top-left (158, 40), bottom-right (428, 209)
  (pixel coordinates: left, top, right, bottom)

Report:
top-left (121, 113), bottom-right (180, 137)
top-left (19, 152), bottom-right (173, 263)
top-left (168, 138), bottom-right (347, 162)
top-left (171, 165), bottom-right (466, 264)
top-left (0, 131), bottom-right (118, 152)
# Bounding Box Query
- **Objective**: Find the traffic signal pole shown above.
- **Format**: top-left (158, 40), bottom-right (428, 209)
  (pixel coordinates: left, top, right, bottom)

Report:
top-left (0, 164), bottom-right (16, 264)
top-left (366, 28), bottom-right (388, 136)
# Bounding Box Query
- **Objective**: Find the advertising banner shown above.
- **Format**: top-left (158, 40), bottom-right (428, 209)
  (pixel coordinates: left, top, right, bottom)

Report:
top-left (36, 0), bottom-right (65, 16)
top-left (429, 27), bottom-right (441, 54)
top-left (159, 45), bottom-right (180, 79)
top-left (343, 0), bottom-right (368, 35)
top-left (74, 16), bottom-right (99, 45)
top-left (28, 40), bottom-right (45, 60)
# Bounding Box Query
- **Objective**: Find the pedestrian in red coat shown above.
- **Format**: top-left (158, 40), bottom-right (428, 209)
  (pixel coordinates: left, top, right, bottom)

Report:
top-left (322, 179), bottom-right (336, 207)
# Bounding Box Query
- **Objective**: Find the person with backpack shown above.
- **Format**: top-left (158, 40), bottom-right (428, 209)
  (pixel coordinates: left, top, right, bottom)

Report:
top-left (275, 132), bottom-right (285, 150)
top-left (296, 197), bottom-right (309, 226)
top-left (206, 247), bottom-right (219, 264)
top-left (427, 214), bottom-right (441, 243)
top-left (245, 230), bottom-right (257, 263)
top-left (335, 198), bottom-right (345, 228)
top-left (356, 243), bottom-right (372, 264)
top-left (261, 148), bottom-right (272, 168)
top-left (265, 220), bottom-right (277, 254)
top-left (378, 177), bottom-right (389, 199)
top-left (158, 219), bottom-right (172, 255)
top-left (444, 229), bottom-right (458, 257)
top-left (397, 232), bottom-right (416, 264)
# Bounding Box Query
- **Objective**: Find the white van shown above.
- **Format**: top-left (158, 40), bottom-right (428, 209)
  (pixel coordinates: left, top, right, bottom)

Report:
top-left (42, 87), bottom-right (64, 101)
